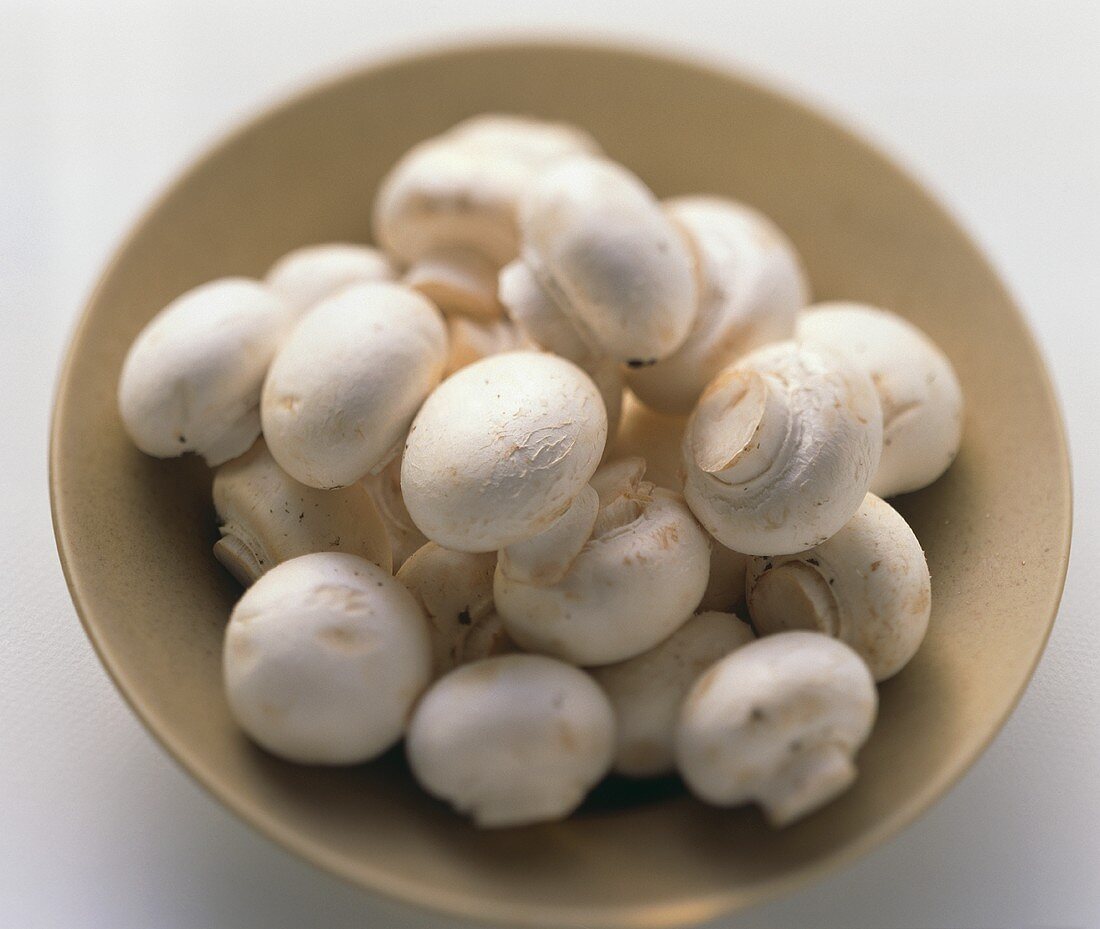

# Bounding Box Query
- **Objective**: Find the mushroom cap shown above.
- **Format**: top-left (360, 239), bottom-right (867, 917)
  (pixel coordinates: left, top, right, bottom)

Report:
top-left (611, 390), bottom-right (688, 491)
top-left (261, 282), bottom-right (448, 489)
top-left (495, 464), bottom-right (711, 666)
top-left (265, 243), bottom-right (395, 314)
top-left (746, 493), bottom-right (931, 681)
top-left (517, 155), bottom-right (697, 364)
top-left (797, 302), bottom-right (964, 497)
top-left (396, 542), bottom-right (515, 676)
top-left (358, 450), bottom-right (427, 571)
top-left (373, 114), bottom-right (600, 270)
top-left (592, 611), bottom-right (753, 777)
top-left (405, 654), bottom-right (615, 827)
top-left (223, 552), bottom-right (432, 765)
top-left (698, 542), bottom-right (752, 614)
top-left (675, 631), bottom-right (877, 826)
top-left (627, 196), bottom-right (808, 414)
top-left (401, 351), bottom-right (607, 552)
top-left (118, 278), bottom-right (293, 465)
top-left (682, 341), bottom-right (883, 555)
top-left (212, 438), bottom-right (392, 585)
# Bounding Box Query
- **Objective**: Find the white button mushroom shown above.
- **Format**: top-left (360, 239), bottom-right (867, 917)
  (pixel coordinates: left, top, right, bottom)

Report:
top-left (406, 654), bottom-right (615, 827)
top-left (675, 631), bottom-right (877, 826)
top-left (212, 438), bottom-right (392, 585)
top-left (118, 278), bottom-right (294, 465)
top-left (401, 351), bottom-right (607, 552)
top-left (626, 196), bottom-right (808, 414)
top-left (373, 115), bottom-right (600, 318)
top-left (591, 611), bottom-right (753, 778)
top-left (746, 493), bottom-right (931, 681)
top-left (265, 243), bottom-right (395, 315)
top-left (514, 155), bottom-right (698, 365)
top-left (358, 451), bottom-right (428, 571)
top-left (396, 542), bottom-right (514, 676)
top-left (681, 341), bottom-right (883, 556)
top-left (796, 302), bottom-right (964, 498)
top-left (494, 458), bottom-right (711, 666)
top-left (223, 552), bottom-right (432, 765)
top-left (262, 282), bottom-right (448, 489)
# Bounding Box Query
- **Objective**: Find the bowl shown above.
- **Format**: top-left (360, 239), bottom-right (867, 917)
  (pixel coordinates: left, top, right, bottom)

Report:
top-left (50, 39), bottom-right (1072, 928)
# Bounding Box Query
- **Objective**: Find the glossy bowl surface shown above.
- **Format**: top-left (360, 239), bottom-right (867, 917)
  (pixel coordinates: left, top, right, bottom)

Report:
top-left (51, 39), bottom-right (1072, 928)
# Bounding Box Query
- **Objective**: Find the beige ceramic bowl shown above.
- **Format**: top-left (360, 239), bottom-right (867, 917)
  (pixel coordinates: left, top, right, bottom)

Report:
top-left (51, 40), bottom-right (1071, 928)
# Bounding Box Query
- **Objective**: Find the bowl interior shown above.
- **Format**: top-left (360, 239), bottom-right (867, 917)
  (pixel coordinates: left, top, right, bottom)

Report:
top-left (51, 41), bottom-right (1071, 929)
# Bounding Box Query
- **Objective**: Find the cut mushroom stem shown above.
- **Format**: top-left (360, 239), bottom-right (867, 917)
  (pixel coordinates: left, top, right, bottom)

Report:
top-left (746, 493), bottom-right (931, 681)
top-left (682, 341), bottom-right (883, 556)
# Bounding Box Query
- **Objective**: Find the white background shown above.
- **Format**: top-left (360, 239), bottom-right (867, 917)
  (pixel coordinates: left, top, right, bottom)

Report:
top-left (2, 2), bottom-right (1097, 927)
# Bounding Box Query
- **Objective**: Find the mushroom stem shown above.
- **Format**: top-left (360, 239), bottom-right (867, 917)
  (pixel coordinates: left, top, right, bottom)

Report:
top-left (757, 742), bottom-right (856, 827)
top-left (406, 248), bottom-right (502, 319)
top-left (691, 371), bottom-right (792, 485)
top-left (213, 533), bottom-right (267, 587)
top-left (747, 562), bottom-right (839, 637)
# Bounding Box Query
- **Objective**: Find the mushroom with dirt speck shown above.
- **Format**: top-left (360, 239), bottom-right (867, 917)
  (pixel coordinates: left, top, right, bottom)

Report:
top-left (212, 439), bottom-right (392, 584)
top-left (745, 493), bottom-right (931, 681)
top-left (396, 541), bottom-right (515, 676)
top-left (406, 654), bottom-right (615, 827)
top-left (681, 341), bottom-right (883, 556)
top-left (627, 197), bottom-right (808, 414)
top-left (223, 552), bottom-right (432, 765)
top-left (118, 278), bottom-right (295, 465)
top-left (675, 631), bottom-right (877, 826)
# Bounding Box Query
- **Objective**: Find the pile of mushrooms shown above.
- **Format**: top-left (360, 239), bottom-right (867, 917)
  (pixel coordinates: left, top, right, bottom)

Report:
top-left (118, 114), bottom-right (963, 829)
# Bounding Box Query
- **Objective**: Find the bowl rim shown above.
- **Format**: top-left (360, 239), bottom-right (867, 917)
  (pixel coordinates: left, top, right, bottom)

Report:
top-left (49, 35), bottom-right (1073, 928)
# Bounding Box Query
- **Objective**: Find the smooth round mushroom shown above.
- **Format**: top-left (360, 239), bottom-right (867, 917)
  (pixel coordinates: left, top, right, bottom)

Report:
top-left (746, 493), bottom-right (931, 681)
top-left (262, 282), bottom-right (448, 489)
top-left (675, 631), bottom-right (877, 826)
top-left (592, 611), bottom-right (754, 777)
top-left (681, 341), bottom-right (883, 556)
top-left (515, 155), bottom-right (697, 364)
top-left (118, 278), bottom-right (294, 465)
top-left (797, 302), bottom-right (964, 497)
top-left (626, 196), bottom-right (808, 414)
top-left (396, 542), bottom-right (514, 676)
top-left (406, 654), bottom-right (615, 827)
top-left (223, 552), bottom-right (432, 765)
top-left (212, 438), bottom-right (392, 585)
top-left (373, 114), bottom-right (600, 318)
top-left (358, 450), bottom-right (428, 571)
top-left (401, 351), bottom-right (607, 552)
top-left (265, 243), bottom-right (395, 314)
top-left (495, 458), bottom-right (711, 666)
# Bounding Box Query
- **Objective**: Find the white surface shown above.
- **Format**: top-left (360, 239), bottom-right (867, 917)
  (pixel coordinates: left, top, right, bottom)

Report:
top-left (1, 1), bottom-right (1097, 927)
